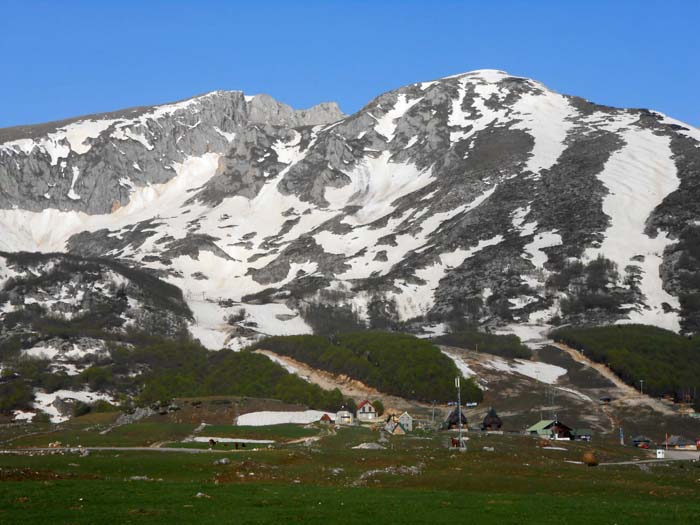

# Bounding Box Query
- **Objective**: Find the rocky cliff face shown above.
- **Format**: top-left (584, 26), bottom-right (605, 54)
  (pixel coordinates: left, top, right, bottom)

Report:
top-left (2, 69), bottom-right (700, 350)
top-left (0, 92), bottom-right (343, 214)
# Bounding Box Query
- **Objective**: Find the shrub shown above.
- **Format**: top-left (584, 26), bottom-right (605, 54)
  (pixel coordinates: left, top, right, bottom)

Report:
top-left (73, 401), bottom-right (92, 418)
top-left (433, 329), bottom-right (532, 360)
top-left (372, 399), bottom-right (384, 416)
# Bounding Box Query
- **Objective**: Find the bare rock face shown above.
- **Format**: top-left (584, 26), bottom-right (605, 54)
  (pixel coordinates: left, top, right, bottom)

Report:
top-left (246, 94), bottom-right (343, 128)
top-left (2, 69), bottom-right (700, 351)
top-left (0, 91), bottom-right (343, 214)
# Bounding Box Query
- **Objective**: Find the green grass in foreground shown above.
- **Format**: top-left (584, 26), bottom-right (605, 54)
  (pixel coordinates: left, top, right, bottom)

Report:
top-left (1, 480), bottom-right (699, 524)
top-left (2, 427), bottom-right (700, 524)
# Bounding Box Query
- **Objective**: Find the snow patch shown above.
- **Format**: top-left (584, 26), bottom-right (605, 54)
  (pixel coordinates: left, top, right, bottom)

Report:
top-left (484, 357), bottom-right (566, 384)
top-left (440, 348), bottom-right (476, 378)
top-left (511, 91), bottom-right (576, 177)
top-left (584, 127), bottom-right (681, 331)
top-left (236, 410), bottom-right (334, 426)
top-left (33, 389), bottom-right (115, 423)
top-left (373, 94), bottom-right (423, 141)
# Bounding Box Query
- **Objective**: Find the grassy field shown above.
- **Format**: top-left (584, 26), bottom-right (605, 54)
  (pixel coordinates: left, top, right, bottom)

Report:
top-left (197, 423), bottom-right (320, 441)
top-left (3, 479), bottom-right (699, 524)
top-left (2, 422), bottom-right (700, 523)
top-left (3, 421), bottom-right (196, 448)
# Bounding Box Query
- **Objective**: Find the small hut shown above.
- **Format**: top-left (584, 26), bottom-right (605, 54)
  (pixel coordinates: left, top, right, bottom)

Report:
top-left (527, 419), bottom-right (573, 440)
top-left (632, 435), bottom-right (652, 449)
top-left (443, 407), bottom-right (468, 430)
top-left (572, 428), bottom-right (593, 442)
top-left (336, 410), bottom-right (354, 426)
top-left (663, 435), bottom-right (697, 450)
top-left (481, 407), bottom-right (502, 431)
top-left (319, 413), bottom-right (333, 425)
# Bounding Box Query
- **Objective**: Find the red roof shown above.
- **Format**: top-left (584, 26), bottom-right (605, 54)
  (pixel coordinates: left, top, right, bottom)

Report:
top-left (357, 400), bottom-right (374, 410)
top-left (320, 413), bottom-right (332, 422)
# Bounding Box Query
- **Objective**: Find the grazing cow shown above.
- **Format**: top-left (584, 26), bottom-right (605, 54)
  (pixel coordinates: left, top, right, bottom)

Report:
top-left (208, 439), bottom-right (217, 449)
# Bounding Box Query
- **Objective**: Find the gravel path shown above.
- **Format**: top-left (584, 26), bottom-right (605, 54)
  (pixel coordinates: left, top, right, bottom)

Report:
top-left (1, 446), bottom-right (234, 455)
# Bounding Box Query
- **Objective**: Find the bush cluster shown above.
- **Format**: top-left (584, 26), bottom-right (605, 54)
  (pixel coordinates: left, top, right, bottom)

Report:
top-left (433, 329), bottom-right (532, 359)
top-left (254, 331), bottom-right (482, 403)
top-left (551, 324), bottom-right (700, 401)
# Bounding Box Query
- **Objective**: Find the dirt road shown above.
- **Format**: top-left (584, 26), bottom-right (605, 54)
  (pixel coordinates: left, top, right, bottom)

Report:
top-left (550, 342), bottom-right (676, 416)
top-left (254, 349), bottom-right (437, 414)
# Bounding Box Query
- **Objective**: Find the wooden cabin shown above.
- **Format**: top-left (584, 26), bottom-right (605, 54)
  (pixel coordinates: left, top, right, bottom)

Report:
top-left (632, 435), bottom-right (652, 449)
top-left (572, 428), bottom-right (593, 442)
top-left (526, 419), bottom-right (573, 440)
top-left (443, 407), bottom-right (468, 430)
top-left (481, 407), bottom-right (502, 431)
top-left (663, 435), bottom-right (697, 450)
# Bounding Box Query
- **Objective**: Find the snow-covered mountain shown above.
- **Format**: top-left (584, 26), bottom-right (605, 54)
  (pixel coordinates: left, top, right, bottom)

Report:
top-left (2, 69), bottom-right (700, 350)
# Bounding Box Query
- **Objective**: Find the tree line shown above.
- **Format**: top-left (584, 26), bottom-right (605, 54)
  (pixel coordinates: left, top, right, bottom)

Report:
top-left (253, 331), bottom-right (482, 403)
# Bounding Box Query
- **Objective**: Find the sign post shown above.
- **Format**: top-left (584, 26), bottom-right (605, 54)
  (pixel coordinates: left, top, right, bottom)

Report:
top-left (456, 377), bottom-right (465, 450)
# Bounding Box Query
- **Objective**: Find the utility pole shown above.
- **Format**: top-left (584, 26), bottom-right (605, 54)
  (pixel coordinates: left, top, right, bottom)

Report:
top-left (456, 377), bottom-right (464, 450)
top-left (639, 379), bottom-right (645, 396)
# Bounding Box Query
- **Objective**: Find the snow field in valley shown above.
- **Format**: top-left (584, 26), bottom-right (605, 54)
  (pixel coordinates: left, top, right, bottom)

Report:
top-left (236, 410), bottom-right (335, 426)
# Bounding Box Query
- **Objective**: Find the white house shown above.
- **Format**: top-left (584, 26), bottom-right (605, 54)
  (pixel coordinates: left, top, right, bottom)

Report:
top-left (356, 400), bottom-right (377, 422)
top-left (336, 410), bottom-right (354, 425)
top-left (398, 411), bottom-right (413, 432)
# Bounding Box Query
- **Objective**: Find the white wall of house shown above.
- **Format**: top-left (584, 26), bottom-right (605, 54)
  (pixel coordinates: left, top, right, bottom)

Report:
top-left (398, 412), bottom-right (413, 432)
top-left (357, 403), bottom-right (377, 422)
top-left (336, 410), bottom-right (354, 425)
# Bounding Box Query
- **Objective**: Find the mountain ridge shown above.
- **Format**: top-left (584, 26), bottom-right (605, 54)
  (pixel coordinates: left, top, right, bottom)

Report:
top-left (2, 69), bottom-right (700, 352)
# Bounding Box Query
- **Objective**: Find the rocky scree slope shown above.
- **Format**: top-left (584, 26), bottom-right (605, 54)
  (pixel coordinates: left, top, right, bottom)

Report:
top-left (0, 251), bottom-right (191, 370)
top-left (1, 70), bottom-right (700, 351)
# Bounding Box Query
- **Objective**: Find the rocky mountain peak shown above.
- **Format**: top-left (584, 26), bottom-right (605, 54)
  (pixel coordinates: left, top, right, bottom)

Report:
top-left (246, 94), bottom-right (344, 128)
top-left (1, 71), bottom-right (700, 350)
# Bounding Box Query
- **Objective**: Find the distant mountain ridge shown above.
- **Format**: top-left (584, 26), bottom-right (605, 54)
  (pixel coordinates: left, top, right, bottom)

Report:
top-left (2, 69), bottom-right (700, 353)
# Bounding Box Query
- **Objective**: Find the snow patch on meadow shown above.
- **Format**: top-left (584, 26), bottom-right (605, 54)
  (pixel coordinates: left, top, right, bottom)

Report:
top-left (236, 410), bottom-right (334, 426)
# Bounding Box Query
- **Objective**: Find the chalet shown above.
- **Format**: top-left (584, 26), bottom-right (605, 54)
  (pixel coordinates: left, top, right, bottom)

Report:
top-left (384, 419), bottom-right (407, 435)
top-left (632, 435), bottom-right (652, 449)
top-left (662, 435), bottom-right (697, 450)
top-left (398, 411), bottom-right (413, 432)
top-left (526, 419), bottom-right (573, 440)
top-left (319, 413), bottom-right (333, 425)
top-left (481, 407), bottom-right (502, 431)
top-left (443, 407), bottom-right (468, 430)
top-left (572, 428), bottom-right (593, 442)
top-left (356, 400), bottom-right (378, 422)
top-left (336, 410), bottom-right (354, 426)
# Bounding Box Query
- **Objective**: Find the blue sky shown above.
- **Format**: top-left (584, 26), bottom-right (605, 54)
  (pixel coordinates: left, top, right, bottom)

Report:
top-left (1, 0), bottom-right (698, 127)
